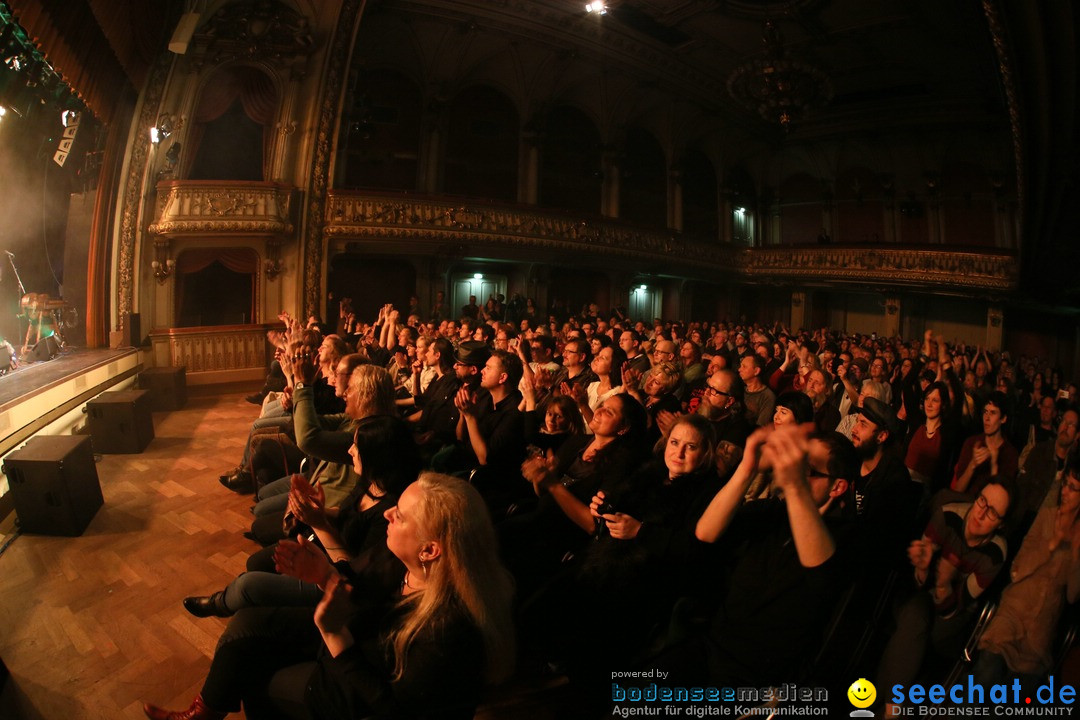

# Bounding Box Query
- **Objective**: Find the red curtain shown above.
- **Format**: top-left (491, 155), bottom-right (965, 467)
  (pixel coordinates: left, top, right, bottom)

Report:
top-left (6, 0), bottom-right (137, 123)
top-left (185, 66), bottom-right (278, 179)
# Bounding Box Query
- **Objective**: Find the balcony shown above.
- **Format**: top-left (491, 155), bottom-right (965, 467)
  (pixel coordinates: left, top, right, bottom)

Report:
top-left (325, 191), bottom-right (1017, 294)
top-left (149, 180), bottom-right (295, 239)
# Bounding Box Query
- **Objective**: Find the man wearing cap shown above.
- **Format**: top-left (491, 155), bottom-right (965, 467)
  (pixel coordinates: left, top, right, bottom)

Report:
top-left (850, 395), bottom-right (918, 563)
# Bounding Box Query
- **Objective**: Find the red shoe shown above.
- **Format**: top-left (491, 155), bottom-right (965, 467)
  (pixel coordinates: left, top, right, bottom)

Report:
top-left (143, 694), bottom-right (226, 720)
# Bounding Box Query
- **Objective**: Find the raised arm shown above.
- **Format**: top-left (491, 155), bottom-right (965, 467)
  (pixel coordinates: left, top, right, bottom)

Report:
top-left (695, 428), bottom-right (768, 542)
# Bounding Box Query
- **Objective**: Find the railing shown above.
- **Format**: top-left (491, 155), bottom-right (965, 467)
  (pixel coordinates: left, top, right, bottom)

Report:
top-left (149, 180), bottom-right (295, 238)
top-left (324, 191), bottom-right (1017, 292)
top-left (149, 324), bottom-right (275, 385)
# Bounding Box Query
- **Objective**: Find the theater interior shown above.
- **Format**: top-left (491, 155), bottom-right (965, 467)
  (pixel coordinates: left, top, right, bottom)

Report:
top-left (0, 0), bottom-right (1076, 717)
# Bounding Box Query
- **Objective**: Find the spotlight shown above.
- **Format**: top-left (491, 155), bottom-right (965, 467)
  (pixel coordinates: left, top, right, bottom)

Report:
top-left (61, 110), bottom-right (79, 127)
top-left (734, 207), bottom-right (746, 215)
top-left (0, 106), bottom-right (6, 117)
top-left (149, 126), bottom-right (161, 144)
top-left (585, 2), bottom-right (608, 14)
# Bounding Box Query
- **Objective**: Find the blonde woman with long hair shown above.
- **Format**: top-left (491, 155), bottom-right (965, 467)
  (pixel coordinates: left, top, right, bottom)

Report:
top-left (143, 473), bottom-right (515, 720)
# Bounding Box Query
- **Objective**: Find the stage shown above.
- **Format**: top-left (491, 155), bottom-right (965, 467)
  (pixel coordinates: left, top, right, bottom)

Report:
top-left (0, 345), bottom-right (140, 460)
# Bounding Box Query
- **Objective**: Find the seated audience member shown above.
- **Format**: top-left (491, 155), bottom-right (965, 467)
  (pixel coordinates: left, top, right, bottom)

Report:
top-left (552, 338), bottom-right (596, 390)
top-left (697, 368), bottom-right (751, 449)
top-left (505, 394), bottom-right (648, 596)
top-left (619, 329), bottom-right (652, 376)
top-left (625, 361), bottom-right (682, 444)
top-left (772, 391), bottom-right (814, 428)
top-left (877, 478), bottom-right (1016, 716)
top-left (454, 349), bottom-right (526, 510)
top-left (804, 367), bottom-right (840, 434)
top-left (143, 474), bottom-right (515, 720)
top-left (568, 344), bottom-right (626, 426)
top-left (1014, 405), bottom-right (1079, 532)
top-left (973, 461), bottom-right (1080, 689)
top-left (952, 390), bottom-right (1019, 497)
top-left (738, 354), bottom-right (777, 428)
top-left (904, 381), bottom-right (961, 501)
top-left (849, 396), bottom-right (919, 564)
top-left (247, 353), bottom-right (368, 492)
top-left (247, 362), bottom-right (396, 544)
top-left (182, 416), bottom-right (420, 617)
top-left (835, 380), bottom-right (891, 439)
top-left (522, 393), bottom-right (584, 454)
top-left (406, 336), bottom-right (460, 454)
top-left (686, 425), bottom-right (858, 686)
top-left (524, 414), bottom-right (721, 676)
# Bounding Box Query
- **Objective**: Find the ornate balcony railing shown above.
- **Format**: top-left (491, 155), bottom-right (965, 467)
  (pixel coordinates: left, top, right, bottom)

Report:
top-left (149, 324), bottom-right (274, 385)
top-left (149, 181), bottom-right (295, 239)
top-left (324, 191), bottom-right (1017, 293)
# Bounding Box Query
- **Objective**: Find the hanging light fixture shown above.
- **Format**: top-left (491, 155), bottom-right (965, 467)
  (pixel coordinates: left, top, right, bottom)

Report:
top-left (726, 20), bottom-right (832, 131)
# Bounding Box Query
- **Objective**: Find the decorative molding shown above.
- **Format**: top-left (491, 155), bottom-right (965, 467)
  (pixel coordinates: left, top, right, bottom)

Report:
top-left (325, 191), bottom-right (1018, 293)
top-left (188, 0), bottom-right (315, 74)
top-left (148, 181), bottom-right (295, 239)
top-left (117, 57), bottom-right (170, 322)
top-left (982, 0), bottom-right (1024, 239)
top-left (303, 0), bottom-right (363, 318)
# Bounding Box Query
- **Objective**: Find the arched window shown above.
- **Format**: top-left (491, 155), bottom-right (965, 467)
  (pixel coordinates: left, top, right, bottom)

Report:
top-left (681, 149), bottom-right (719, 239)
top-left (539, 105), bottom-right (602, 215)
top-left (443, 85), bottom-right (518, 201)
top-left (620, 126), bottom-right (666, 229)
top-left (186, 66), bottom-right (278, 181)
top-left (340, 68), bottom-right (422, 190)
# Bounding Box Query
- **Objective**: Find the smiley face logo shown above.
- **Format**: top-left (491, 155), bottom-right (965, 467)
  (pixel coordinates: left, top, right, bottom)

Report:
top-left (847, 678), bottom-right (876, 709)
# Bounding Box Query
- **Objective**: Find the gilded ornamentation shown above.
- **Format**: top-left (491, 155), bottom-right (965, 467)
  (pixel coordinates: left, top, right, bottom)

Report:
top-left (303, 0), bottom-right (363, 317)
top-left (189, 0), bottom-right (315, 71)
top-left (325, 192), bottom-right (1017, 292)
top-left (117, 57), bottom-right (170, 322)
top-left (149, 182), bottom-right (294, 238)
top-left (982, 0), bottom-right (1024, 234)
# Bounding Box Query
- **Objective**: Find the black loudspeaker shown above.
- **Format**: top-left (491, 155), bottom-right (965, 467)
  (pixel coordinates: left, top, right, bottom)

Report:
top-left (138, 366), bottom-right (187, 410)
top-left (122, 312), bottom-right (142, 348)
top-left (86, 389), bottom-right (155, 453)
top-left (2, 435), bottom-right (102, 536)
top-left (29, 334), bottom-right (61, 361)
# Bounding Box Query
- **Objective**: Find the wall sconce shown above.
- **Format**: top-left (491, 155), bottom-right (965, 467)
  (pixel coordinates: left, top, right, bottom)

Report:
top-left (151, 240), bottom-right (174, 283)
top-left (150, 113), bottom-right (178, 144)
top-left (885, 302), bottom-right (899, 316)
top-left (265, 241), bottom-right (284, 280)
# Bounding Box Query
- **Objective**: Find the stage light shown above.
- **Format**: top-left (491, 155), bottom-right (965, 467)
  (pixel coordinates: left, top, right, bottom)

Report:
top-left (61, 110), bottom-right (78, 127)
top-left (150, 126), bottom-right (161, 143)
top-left (585, 2), bottom-right (607, 14)
top-left (734, 207), bottom-right (746, 215)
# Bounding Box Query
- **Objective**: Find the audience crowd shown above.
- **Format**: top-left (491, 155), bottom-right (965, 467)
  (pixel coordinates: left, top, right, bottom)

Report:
top-left (144, 292), bottom-right (1080, 719)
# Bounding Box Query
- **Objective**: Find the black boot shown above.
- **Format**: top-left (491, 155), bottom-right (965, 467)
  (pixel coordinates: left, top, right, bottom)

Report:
top-left (182, 592), bottom-right (230, 618)
top-left (218, 470), bottom-right (253, 493)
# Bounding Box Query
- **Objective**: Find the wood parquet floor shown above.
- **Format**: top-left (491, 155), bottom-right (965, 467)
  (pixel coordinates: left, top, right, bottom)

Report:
top-left (0, 388), bottom-right (261, 720)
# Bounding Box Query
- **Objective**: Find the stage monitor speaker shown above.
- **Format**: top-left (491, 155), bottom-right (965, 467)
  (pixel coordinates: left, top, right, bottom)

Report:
top-left (29, 335), bottom-right (61, 361)
top-left (86, 390), bottom-right (155, 454)
top-left (2, 435), bottom-right (102, 536)
top-left (138, 366), bottom-right (187, 410)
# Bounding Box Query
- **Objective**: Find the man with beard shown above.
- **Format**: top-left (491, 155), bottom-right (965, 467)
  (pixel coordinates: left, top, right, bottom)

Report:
top-left (850, 396), bottom-right (919, 564)
top-left (698, 369), bottom-right (751, 448)
top-left (804, 368), bottom-right (840, 434)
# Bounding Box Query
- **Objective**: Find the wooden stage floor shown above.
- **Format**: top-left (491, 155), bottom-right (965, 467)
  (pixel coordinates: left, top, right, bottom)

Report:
top-left (0, 348), bottom-right (133, 411)
top-left (0, 388), bottom-right (258, 719)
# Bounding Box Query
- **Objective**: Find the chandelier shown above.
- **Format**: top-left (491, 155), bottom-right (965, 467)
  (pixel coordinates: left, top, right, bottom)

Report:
top-left (727, 20), bottom-right (833, 130)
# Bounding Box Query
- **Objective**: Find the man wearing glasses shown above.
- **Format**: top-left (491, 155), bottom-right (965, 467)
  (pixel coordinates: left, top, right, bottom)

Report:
top-left (698, 369), bottom-right (750, 447)
top-left (552, 339), bottom-right (596, 390)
